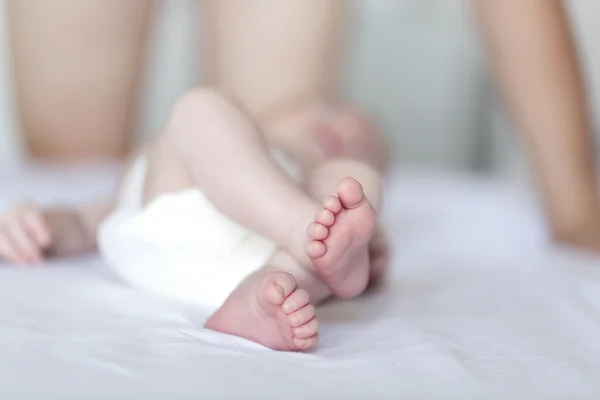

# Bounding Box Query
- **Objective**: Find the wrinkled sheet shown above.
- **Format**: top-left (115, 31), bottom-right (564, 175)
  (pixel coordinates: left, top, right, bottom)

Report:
top-left (1, 164), bottom-right (600, 398)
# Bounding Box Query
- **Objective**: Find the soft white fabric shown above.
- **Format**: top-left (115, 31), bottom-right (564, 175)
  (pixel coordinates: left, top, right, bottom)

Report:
top-left (2, 164), bottom-right (600, 398)
top-left (98, 156), bottom-right (276, 310)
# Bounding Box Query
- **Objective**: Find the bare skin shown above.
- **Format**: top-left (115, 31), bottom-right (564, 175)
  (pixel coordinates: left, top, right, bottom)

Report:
top-left (8, 0), bottom-right (599, 255)
top-left (473, 0), bottom-right (600, 250)
top-left (144, 90), bottom-right (380, 350)
top-left (8, 0), bottom-right (374, 167)
top-left (204, 136), bottom-right (387, 349)
top-left (306, 178), bottom-right (377, 299)
top-left (202, 0), bottom-right (344, 121)
top-left (258, 0), bottom-right (600, 255)
top-left (0, 89), bottom-right (381, 351)
top-left (7, 0), bottom-right (153, 159)
top-left (205, 177), bottom-right (378, 349)
top-left (0, 202), bottom-right (110, 264)
top-left (205, 270), bottom-right (319, 351)
top-left (202, 0), bottom-right (388, 173)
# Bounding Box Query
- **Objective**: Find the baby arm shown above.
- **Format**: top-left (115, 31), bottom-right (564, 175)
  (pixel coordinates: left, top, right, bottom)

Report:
top-left (473, 0), bottom-right (600, 247)
top-left (0, 200), bottom-right (112, 264)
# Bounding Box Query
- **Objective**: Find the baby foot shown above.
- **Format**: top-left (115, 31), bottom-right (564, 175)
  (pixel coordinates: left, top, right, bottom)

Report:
top-left (204, 271), bottom-right (318, 351)
top-left (306, 177), bottom-right (377, 298)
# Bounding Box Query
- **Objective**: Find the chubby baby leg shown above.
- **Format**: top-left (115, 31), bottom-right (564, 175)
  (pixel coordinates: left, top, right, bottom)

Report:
top-left (142, 88), bottom-right (320, 266)
top-left (205, 250), bottom-right (329, 351)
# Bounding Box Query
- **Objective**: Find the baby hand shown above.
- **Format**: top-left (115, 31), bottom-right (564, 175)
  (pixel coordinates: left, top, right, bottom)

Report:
top-left (0, 203), bottom-right (51, 265)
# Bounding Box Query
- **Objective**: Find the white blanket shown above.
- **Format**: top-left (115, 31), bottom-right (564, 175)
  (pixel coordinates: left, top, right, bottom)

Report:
top-left (1, 164), bottom-right (600, 398)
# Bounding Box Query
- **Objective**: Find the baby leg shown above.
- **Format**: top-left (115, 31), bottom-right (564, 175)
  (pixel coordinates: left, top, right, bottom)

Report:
top-left (143, 89), bottom-right (321, 265)
top-left (205, 250), bottom-right (329, 351)
top-left (304, 159), bottom-right (388, 297)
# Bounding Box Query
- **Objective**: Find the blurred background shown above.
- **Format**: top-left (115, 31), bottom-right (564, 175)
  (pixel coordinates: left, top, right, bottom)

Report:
top-left (0, 0), bottom-right (599, 179)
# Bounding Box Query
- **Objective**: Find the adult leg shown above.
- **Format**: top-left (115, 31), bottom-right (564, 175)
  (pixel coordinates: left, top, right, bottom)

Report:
top-left (7, 0), bottom-right (153, 159)
top-left (473, 0), bottom-right (600, 249)
top-left (201, 0), bottom-right (388, 171)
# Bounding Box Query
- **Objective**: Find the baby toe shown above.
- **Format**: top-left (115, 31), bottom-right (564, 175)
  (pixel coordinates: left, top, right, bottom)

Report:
top-left (282, 289), bottom-right (310, 314)
top-left (292, 317), bottom-right (319, 339)
top-left (314, 209), bottom-right (335, 227)
top-left (307, 222), bottom-right (328, 240)
top-left (306, 241), bottom-right (326, 259)
top-left (287, 304), bottom-right (316, 327)
top-left (323, 195), bottom-right (342, 214)
top-left (263, 272), bottom-right (297, 305)
top-left (336, 177), bottom-right (365, 209)
top-left (293, 334), bottom-right (318, 350)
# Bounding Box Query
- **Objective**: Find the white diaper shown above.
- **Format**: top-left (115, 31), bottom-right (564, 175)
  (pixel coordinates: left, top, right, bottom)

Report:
top-left (98, 149), bottom-right (300, 310)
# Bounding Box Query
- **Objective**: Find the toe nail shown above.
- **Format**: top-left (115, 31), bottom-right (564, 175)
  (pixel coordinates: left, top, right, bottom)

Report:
top-left (276, 285), bottom-right (285, 297)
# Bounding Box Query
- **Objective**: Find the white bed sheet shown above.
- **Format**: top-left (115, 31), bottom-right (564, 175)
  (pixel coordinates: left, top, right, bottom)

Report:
top-left (1, 164), bottom-right (600, 398)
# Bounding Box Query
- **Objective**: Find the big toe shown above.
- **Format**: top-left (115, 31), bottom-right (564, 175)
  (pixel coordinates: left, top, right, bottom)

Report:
top-left (337, 177), bottom-right (365, 209)
top-left (260, 272), bottom-right (297, 306)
